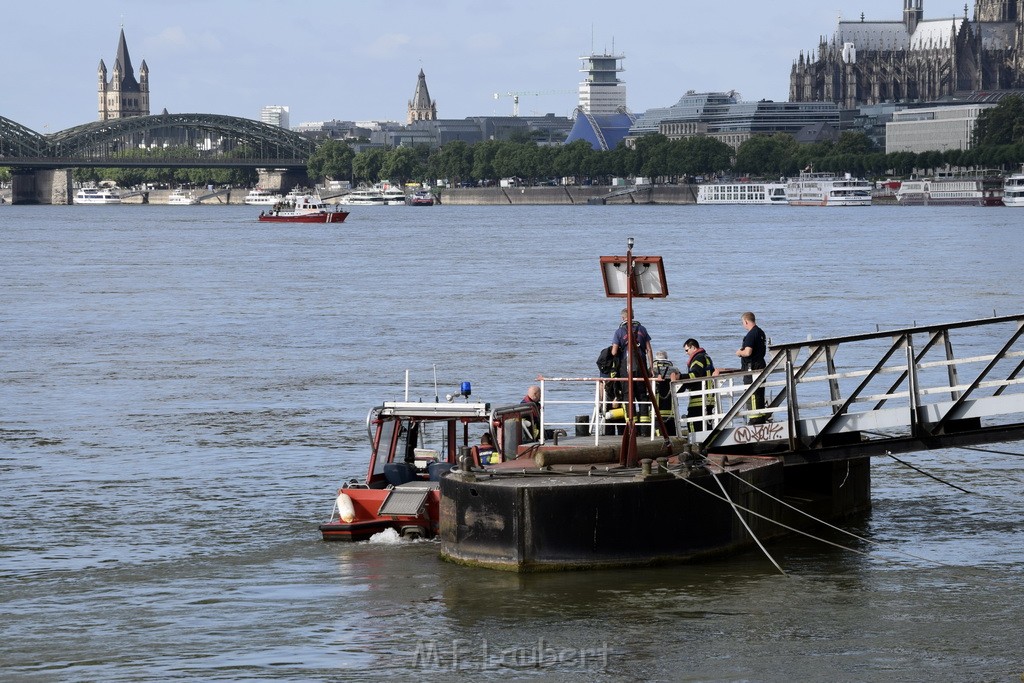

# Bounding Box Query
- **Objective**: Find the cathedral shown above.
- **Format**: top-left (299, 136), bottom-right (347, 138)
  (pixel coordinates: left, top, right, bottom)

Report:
top-left (97, 29), bottom-right (150, 121)
top-left (790, 0), bottom-right (1024, 108)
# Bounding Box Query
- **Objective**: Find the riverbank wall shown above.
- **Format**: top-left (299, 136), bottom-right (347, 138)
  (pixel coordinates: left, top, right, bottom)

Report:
top-left (440, 185), bottom-right (699, 205)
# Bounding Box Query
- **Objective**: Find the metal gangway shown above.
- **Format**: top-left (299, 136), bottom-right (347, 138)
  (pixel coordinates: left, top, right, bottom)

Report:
top-left (536, 314), bottom-right (1024, 462)
top-left (195, 189), bottom-right (231, 203)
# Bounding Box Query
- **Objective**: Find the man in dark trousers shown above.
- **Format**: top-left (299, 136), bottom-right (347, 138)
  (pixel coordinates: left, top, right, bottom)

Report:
top-left (682, 339), bottom-right (716, 433)
top-left (735, 311), bottom-right (769, 424)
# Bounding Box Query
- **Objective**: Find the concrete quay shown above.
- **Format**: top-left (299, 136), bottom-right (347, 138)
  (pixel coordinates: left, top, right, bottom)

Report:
top-left (441, 185), bottom-right (698, 205)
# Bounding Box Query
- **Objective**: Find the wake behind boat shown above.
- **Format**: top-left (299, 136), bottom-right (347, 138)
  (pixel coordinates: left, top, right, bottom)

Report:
top-left (257, 194), bottom-right (349, 223)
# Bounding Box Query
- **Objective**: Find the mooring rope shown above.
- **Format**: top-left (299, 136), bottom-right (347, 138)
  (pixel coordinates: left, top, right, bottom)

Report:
top-left (905, 446), bottom-right (1024, 487)
top-left (712, 461), bottom-right (957, 569)
top-left (860, 431), bottom-right (1016, 494)
top-left (670, 461), bottom-right (951, 569)
top-left (882, 450), bottom-right (982, 496)
top-left (707, 465), bottom-right (787, 576)
top-left (960, 445), bottom-right (1024, 458)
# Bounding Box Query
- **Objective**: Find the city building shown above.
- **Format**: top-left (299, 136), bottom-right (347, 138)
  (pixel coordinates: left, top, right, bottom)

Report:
top-left (260, 105), bottom-right (290, 129)
top-left (628, 92), bottom-right (840, 149)
top-left (791, 0), bottom-right (1024, 109)
top-left (563, 51), bottom-right (636, 150)
top-left (407, 69), bottom-right (437, 124)
top-left (97, 29), bottom-right (149, 121)
top-left (578, 52), bottom-right (627, 115)
top-left (885, 103), bottom-right (996, 153)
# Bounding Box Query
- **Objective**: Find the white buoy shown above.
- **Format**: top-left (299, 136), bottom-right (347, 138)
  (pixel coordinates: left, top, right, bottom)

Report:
top-left (336, 490), bottom-right (356, 523)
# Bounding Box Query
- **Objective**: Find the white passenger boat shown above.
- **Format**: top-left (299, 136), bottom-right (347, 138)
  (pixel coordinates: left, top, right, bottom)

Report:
top-left (1002, 168), bottom-right (1024, 207)
top-left (338, 183), bottom-right (406, 206)
top-left (338, 188), bottom-right (386, 206)
top-left (168, 188), bottom-right (199, 205)
top-left (382, 187), bottom-right (407, 205)
top-left (696, 182), bottom-right (787, 205)
top-left (896, 172), bottom-right (1003, 206)
top-left (243, 188), bottom-right (285, 205)
top-left (786, 172), bottom-right (872, 207)
top-left (74, 186), bottom-right (123, 205)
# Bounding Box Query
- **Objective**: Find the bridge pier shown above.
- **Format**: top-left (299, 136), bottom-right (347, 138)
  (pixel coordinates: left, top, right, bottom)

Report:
top-left (257, 168), bottom-right (310, 192)
top-left (11, 168), bottom-right (72, 205)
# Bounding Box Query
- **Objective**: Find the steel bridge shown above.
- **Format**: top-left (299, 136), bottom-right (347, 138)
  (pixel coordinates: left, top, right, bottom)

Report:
top-left (0, 113), bottom-right (316, 169)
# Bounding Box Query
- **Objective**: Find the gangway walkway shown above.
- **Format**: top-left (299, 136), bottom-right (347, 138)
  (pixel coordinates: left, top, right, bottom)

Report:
top-left (196, 189), bottom-right (231, 203)
top-left (535, 313), bottom-right (1024, 464)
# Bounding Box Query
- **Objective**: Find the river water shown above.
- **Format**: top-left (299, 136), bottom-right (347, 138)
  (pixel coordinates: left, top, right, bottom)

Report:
top-left (2, 203), bottom-right (1022, 682)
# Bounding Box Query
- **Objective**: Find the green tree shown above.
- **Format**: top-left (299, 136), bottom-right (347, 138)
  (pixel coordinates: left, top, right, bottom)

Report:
top-left (307, 139), bottom-right (355, 183)
top-left (735, 133), bottom-right (798, 177)
top-left (973, 95), bottom-right (1024, 146)
top-left (471, 140), bottom-right (501, 182)
top-left (380, 146), bottom-right (422, 185)
top-left (553, 139), bottom-right (596, 181)
top-left (835, 131), bottom-right (876, 155)
top-left (352, 148), bottom-right (387, 184)
top-left (429, 140), bottom-right (473, 186)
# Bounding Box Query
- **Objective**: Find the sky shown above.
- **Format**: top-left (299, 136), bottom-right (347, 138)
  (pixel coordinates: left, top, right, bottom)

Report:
top-left (2, 0), bottom-right (977, 134)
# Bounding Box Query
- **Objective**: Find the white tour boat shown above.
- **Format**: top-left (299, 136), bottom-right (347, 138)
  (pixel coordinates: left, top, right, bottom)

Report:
top-left (696, 182), bottom-right (787, 205)
top-left (896, 172), bottom-right (1003, 206)
top-left (338, 188), bottom-right (386, 206)
top-left (168, 188), bottom-right (199, 205)
top-left (338, 183), bottom-right (406, 206)
top-left (786, 172), bottom-right (872, 207)
top-left (243, 188), bottom-right (285, 205)
top-left (382, 187), bottom-right (407, 205)
top-left (1002, 168), bottom-right (1024, 207)
top-left (74, 187), bottom-right (123, 205)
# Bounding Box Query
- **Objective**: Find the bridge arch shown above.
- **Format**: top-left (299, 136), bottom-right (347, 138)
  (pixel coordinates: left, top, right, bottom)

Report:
top-left (0, 115), bottom-right (47, 157)
top-left (44, 113), bottom-right (316, 161)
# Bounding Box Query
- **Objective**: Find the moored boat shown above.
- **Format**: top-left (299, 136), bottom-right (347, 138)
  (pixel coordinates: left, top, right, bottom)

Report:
top-left (408, 189), bottom-right (436, 206)
top-left (243, 188), bottom-right (285, 205)
top-left (696, 181), bottom-right (787, 205)
top-left (338, 188), bottom-right (385, 206)
top-left (786, 172), bottom-right (872, 206)
top-left (319, 396), bottom-right (491, 541)
top-left (896, 171), bottom-right (1003, 206)
top-left (1003, 167), bottom-right (1024, 207)
top-left (382, 186), bottom-right (407, 205)
top-left (257, 194), bottom-right (349, 223)
top-left (167, 188), bottom-right (199, 205)
top-left (74, 186), bottom-right (122, 205)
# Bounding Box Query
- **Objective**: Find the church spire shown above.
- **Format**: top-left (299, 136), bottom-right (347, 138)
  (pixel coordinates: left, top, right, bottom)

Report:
top-left (407, 68), bottom-right (437, 124)
top-left (98, 28), bottom-right (149, 120)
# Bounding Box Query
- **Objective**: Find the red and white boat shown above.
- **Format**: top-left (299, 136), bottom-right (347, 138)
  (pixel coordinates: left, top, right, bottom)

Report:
top-left (408, 190), bottom-right (436, 206)
top-left (257, 194), bottom-right (349, 223)
top-left (319, 395), bottom-right (495, 541)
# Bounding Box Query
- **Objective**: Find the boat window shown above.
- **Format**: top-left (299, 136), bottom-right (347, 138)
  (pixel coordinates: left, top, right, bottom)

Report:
top-left (371, 418), bottom-right (403, 476)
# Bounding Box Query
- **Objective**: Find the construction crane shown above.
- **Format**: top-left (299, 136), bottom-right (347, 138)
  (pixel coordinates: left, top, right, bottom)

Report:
top-left (492, 89), bottom-right (576, 117)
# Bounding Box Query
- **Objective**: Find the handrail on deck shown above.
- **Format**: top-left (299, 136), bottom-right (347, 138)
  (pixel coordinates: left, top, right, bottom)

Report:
top-left (537, 314), bottom-right (1024, 455)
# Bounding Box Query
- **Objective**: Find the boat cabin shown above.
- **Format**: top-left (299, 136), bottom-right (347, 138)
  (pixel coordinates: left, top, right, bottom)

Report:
top-left (364, 401), bottom-right (493, 486)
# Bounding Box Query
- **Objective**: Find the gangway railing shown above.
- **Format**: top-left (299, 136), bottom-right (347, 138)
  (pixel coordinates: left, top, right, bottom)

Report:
top-left (537, 314), bottom-right (1024, 460)
top-left (701, 313), bottom-right (1024, 458)
top-left (537, 377), bottom-right (666, 445)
